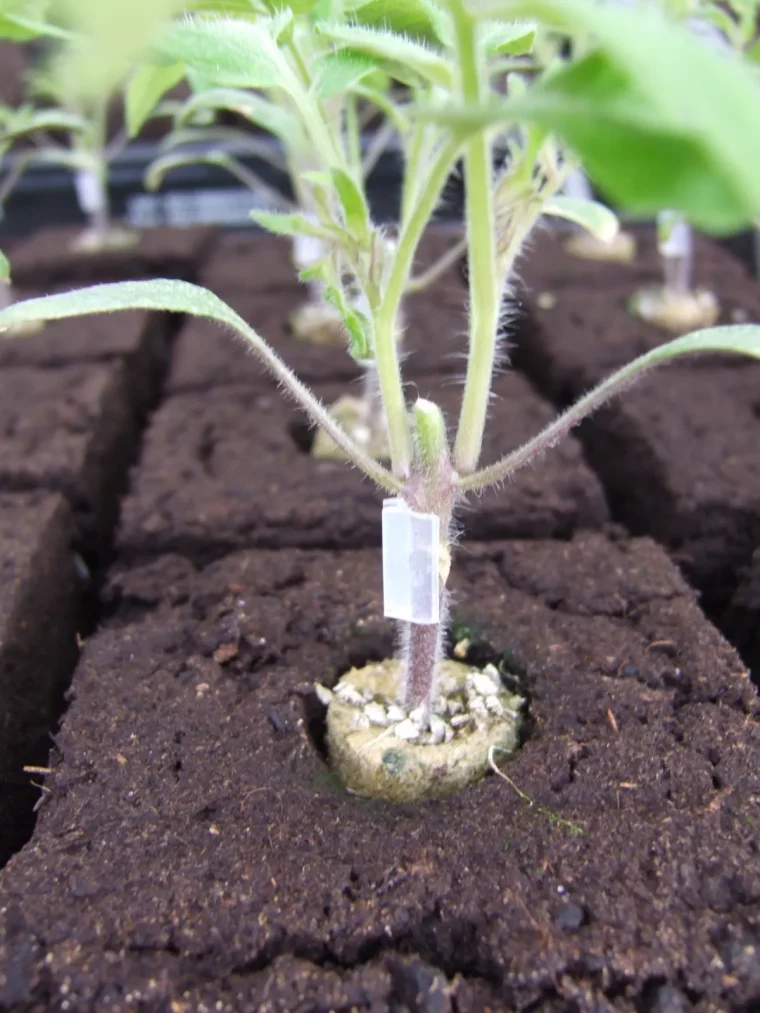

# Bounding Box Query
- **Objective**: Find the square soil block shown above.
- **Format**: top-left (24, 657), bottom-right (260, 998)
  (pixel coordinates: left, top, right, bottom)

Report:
top-left (0, 360), bottom-right (141, 553)
top-left (517, 224), bottom-right (759, 298)
top-left (722, 547), bottom-right (760, 680)
top-left (8, 225), bottom-right (216, 288)
top-left (167, 227), bottom-right (470, 394)
top-left (1, 532), bottom-right (757, 1011)
top-left (514, 281), bottom-right (759, 403)
top-left (512, 279), bottom-right (760, 613)
top-left (0, 492), bottom-right (78, 865)
top-left (166, 280), bottom-right (472, 394)
top-left (117, 374), bottom-right (608, 560)
top-left (0, 306), bottom-right (172, 416)
top-left (199, 226), bottom-right (466, 299)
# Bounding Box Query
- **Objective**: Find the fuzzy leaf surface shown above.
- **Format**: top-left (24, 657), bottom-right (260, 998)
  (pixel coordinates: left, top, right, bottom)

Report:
top-left (481, 0), bottom-right (760, 232)
top-left (542, 196), bottom-right (619, 242)
top-left (126, 62), bottom-right (185, 139)
top-left (461, 324), bottom-right (760, 491)
top-left (158, 16), bottom-right (294, 91)
top-left (315, 21), bottom-right (453, 87)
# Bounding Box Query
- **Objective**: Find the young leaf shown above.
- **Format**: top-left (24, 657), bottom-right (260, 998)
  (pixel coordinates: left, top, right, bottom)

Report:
top-left (0, 282), bottom-right (400, 493)
top-left (344, 0), bottom-right (451, 46)
top-left (125, 62), bottom-right (185, 139)
top-left (250, 210), bottom-right (336, 240)
top-left (174, 88), bottom-right (301, 145)
top-left (157, 16), bottom-right (296, 92)
top-left (482, 21), bottom-right (535, 57)
top-left (315, 22), bottom-right (454, 88)
top-left (460, 324), bottom-right (760, 492)
top-left (313, 50), bottom-right (379, 97)
top-left (332, 168), bottom-right (370, 241)
top-left (322, 282), bottom-right (372, 360)
top-left (542, 195), bottom-right (619, 243)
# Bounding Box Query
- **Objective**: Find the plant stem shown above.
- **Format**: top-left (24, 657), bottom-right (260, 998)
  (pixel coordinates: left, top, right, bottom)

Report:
top-left (399, 400), bottom-right (457, 717)
top-left (403, 619), bottom-right (446, 714)
top-left (400, 117), bottom-right (426, 228)
top-left (451, 1), bottom-right (500, 475)
top-left (375, 137), bottom-right (463, 478)
top-left (345, 93), bottom-right (362, 177)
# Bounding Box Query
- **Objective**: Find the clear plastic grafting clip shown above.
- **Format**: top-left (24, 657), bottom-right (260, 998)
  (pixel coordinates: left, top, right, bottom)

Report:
top-left (382, 498), bottom-right (440, 624)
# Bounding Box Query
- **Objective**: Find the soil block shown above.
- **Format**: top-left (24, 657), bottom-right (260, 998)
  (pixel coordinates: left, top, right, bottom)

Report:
top-left (167, 228), bottom-right (469, 394)
top-left (722, 547), bottom-right (760, 681)
top-left (0, 305), bottom-right (171, 416)
top-left (516, 224), bottom-right (759, 298)
top-left (1, 532), bottom-right (758, 1011)
top-left (167, 281), bottom-right (474, 394)
top-left (513, 277), bottom-right (760, 614)
top-left (8, 224), bottom-right (216, 289)
top-left (0, 491), bottom-right (79, 866)
top-left (199, 227), bottom-right (465, 299)
top-left (117, 374), bottom-right (608, 560)
top-left (0, 359), bottom-right (142, 557)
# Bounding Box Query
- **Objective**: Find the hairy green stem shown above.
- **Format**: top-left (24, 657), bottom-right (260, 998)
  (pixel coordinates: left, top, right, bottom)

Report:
top-left (451, 1), bottom-right (500, 475)
top-left (400, 400), bottom-right (457, 718)
top-left (375, 137), bottom-right (463, 478)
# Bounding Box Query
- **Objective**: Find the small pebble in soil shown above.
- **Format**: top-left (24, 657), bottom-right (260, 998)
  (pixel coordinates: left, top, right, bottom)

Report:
top-left (555, 900), bottom-right (587, 932)
top-left (649, 985), bottom-right (695, 1013)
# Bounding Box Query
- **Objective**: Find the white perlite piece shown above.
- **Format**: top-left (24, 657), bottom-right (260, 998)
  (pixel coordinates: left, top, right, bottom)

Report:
top-left (382, 498), bottom-right (440, 624)
top-left (329, 659), bottom-right (521, 746)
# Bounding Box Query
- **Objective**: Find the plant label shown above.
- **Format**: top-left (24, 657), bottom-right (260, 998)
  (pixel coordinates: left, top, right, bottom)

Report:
top-left (382, 498), bottom-right (440, 624)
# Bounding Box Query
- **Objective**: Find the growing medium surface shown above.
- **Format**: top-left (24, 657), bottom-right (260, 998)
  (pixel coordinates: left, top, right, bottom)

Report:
top-left (0, 534), bottom-right (758, 1011)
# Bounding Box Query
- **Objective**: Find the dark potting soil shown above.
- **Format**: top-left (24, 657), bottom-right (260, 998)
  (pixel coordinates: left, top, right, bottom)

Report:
top-left (511, 241), bottom-right (760, 616)
top-left (0, 491), bottom-right (79, 866)
top-left (516, 224), bottom-right (759, 297)
top-left (117, 373), bottom-right (608, 561)
top-left (0, 306), bottom-right (171, 416)
top-left (0, 41), bottom-right (31, 109)
top-left (2, 532), bottom-right (758, 1011)
top-left (166, 228), bottom-right (469, 394)
top-left (8, 225), bottom-right (216, 288)
top-left (198, 227), bottom-right (465, 299)
top-left (165, 281), bottom-right (472, 394)
top-left (722, 547), bottom-right (760, 680)
top-left (0, 359), bottom-right (143, 557)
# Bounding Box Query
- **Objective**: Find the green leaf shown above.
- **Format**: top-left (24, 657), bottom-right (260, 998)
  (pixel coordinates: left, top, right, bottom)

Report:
top-left (331, 168), bottom-right (370, 240)
top-left (315, 21), bottom-right (453, 88)
top-left (482, 20), bottom-right (535, 57)
top-left (479, 0), bottom-right (760, 233)
top-left (0, 0), bottom-right (70, 40)
top-left (125, 62), bottom-right (185, 139)
top-left (313, 50), bottom-right (379, 97)
top-left (344, 0), bottom-right (451, 46)
top-left (158, 16), bottom-right (296, 92)
top-left (322, 283), bottom-right (371, 360)
top-left (0, 249), bottom-right (10, 284)
top-left (1, 106), bottom-right (88, 143)
top-left (174, 88), bottom-right (301, 145)
top-left (542, 195), bottom-right (619, 242)
top-left (250, 211), bottom-right (335, 239)
top-left (460, 324), bottom-right (760, 492)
